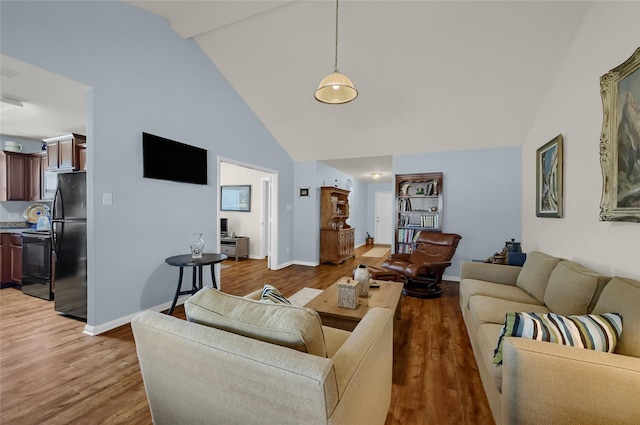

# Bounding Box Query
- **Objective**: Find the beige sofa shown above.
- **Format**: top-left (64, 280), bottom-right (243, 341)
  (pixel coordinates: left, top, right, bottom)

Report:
top-left (132, 288), bottom-right (393, 425)
top-left (459, 251), bottom-right (640, 425)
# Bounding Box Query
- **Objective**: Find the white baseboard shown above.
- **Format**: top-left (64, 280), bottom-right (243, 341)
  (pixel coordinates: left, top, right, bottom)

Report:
top-left (82, 295), bottom-right (191, 336)
top-left (293, 260), bottom-right (319, 267)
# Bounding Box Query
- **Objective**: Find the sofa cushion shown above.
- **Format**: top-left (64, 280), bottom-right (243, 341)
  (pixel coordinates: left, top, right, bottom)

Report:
top-left (516, 251), bottom-right (562, 303)
top-left (592, 276), bottom-right (640, 358)
top-left (260, 284), bottom-right (292, 304)
top-left (544, 261), bottom-right (609, 316)
top-left (477, 323), bottom-right (504, 391)
top-left (492, 312), bottom-right (622, 365)
top-left (185, 288), bottom-right (328, 357)
top-left (468, 295), bottom-right (550, 330)
top-left (460, 279), bottom-right (542, 311)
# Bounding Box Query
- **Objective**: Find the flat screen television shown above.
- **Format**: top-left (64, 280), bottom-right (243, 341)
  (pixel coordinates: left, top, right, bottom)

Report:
top-left (142, 132), bottom-right (207, 185)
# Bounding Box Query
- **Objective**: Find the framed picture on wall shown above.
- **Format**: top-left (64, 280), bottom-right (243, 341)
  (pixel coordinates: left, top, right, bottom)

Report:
top-left (221, 185), bottom-right (251, 212)
top-left (599, 47), bottom-right (640, 222)
top-left (536, 134), bottom-right (563, 218)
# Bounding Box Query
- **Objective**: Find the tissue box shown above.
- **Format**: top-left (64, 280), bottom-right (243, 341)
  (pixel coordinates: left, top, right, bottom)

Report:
top-left (337, 278), bottom-right (358, 309)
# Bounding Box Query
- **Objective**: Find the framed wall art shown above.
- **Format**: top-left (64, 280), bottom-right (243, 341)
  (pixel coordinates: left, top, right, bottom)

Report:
top-left (536, 134), bottom-right (563, 218)
top-left (221, 185), bottom-right (251, 212)
top-left (599, 47), bottom-right (640, 222)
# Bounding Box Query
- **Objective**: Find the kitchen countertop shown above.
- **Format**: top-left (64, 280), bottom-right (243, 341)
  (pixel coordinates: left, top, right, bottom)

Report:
top-left (0, 221), bottom-right (33, 233)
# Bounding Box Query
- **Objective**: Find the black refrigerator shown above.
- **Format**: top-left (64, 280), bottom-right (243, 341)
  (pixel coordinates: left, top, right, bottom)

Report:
top-left (52, 172), bottom-right (87, 321)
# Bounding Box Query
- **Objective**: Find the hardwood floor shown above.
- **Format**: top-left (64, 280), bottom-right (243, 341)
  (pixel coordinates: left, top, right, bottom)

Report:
top-left (0, 245), bottom-right (494, 425)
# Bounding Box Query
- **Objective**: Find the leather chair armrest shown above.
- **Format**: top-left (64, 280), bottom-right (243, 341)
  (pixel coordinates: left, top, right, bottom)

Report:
top-left (422, 261), bottom-right (452, 268)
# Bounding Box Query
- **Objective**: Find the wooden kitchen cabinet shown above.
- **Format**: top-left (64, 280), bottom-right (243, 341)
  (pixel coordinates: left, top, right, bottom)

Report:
top-left (10, 234), bottom-right (22, 285)
top-left (44, 133), bottom-right (86, 171)
top-left (1, 151), bottom-right (50, 201)
top-left (0, 234), bottom-right (9, 285)
top-left (28, 152), bottom-right (47, 201)
top-left (0, 151), bottom-right (28, 201)
top-left (77, 143), bottom-right (87, 171)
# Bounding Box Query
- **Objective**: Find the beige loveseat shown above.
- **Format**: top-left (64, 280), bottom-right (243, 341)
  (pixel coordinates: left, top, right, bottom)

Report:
top-left (132, 288), bottom-right (393, 425)
top-left (459, 251), bottom-right (640, 425)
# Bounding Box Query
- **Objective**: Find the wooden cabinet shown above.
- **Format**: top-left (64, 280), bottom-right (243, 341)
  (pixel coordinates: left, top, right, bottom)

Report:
top-left (395, 173), bottom-right (444, 254)
top-left (0, 234), bottom-right (8, 285)
top-left (220, 237), bottom-right (249, 261)
top-left (10, 234), bottom-right (22, 285)
top-left (28, 152), bottom-right (47, 201)
top-left (1, 151), bottom-right (28, 201)
top-left (1, 151), bottom-right (50, 201)
top-left (44, 133), bottom-right (86, 171)
top-left (320, 187), bottom-right (355, 264)
top-left (77, 143), bottom-right (87, 171)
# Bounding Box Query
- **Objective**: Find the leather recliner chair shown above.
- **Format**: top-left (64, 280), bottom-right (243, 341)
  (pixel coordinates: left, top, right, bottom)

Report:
top-left (382, 232), bottom-right (461, 298)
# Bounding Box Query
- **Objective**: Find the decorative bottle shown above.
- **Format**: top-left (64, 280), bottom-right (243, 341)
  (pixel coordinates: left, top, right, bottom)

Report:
top-left (354, 264), bottom-right (370, 298)
top-left (190, 233), bottom-right (205, 259)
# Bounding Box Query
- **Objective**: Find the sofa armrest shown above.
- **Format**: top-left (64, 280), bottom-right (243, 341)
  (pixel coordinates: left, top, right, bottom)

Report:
top-left (329, 307), bottom-right (393, 425)
top-left (501, 337), bottom-right (640, 425)
top-left (460, 261), bottom-right (521, 286)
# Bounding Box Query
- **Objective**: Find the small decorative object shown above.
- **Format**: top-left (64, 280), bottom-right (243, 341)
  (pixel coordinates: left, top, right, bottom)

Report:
top-left (337, 278), bottom-right (358, 309)
top-left (433, 181), bottom-right (438, 196)
top-left (354, 264), bottom-right (371, 298)
top-left (401, 183), bottom-right (411, 196)
top-left (536, 134), bottom-right (564, 218)
top-left (599, 47), bottom-right (640, 222)
top-left (416, 187), bottom-right (425, 195)
top-left (190, 233), bottom-right (204, 259)
top-left (366, 232), bottom-right (374, 245)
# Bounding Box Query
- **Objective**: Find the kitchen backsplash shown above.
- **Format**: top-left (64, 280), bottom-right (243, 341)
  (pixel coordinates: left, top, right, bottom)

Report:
top-left (0, 201), bottom-right (52, 223)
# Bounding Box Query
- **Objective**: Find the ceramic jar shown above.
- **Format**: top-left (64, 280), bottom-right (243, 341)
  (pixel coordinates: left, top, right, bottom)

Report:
top-left (354, 264), bottom-right (370, 298)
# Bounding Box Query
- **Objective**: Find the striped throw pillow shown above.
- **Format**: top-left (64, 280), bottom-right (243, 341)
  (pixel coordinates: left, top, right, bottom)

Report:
top-left (492, 312), bottom-right (622, 365)
top-left (260, 284), bottom-right (292, 305)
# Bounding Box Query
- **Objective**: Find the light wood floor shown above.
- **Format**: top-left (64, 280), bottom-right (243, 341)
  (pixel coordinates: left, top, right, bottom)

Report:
top-left (0, 245), bottom-right (494, 425)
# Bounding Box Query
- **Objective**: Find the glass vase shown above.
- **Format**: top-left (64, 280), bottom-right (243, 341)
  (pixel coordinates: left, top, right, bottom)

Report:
top-left (190, 233), bottom-right (204, 259)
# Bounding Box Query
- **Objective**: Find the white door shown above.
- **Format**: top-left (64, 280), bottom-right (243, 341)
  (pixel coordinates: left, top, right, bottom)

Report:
top-left (374, 191), bottom-right (393, 245)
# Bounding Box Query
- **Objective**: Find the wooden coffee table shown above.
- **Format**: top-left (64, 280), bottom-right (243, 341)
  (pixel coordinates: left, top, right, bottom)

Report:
top-left (304, 277), bottom-right (404, 331)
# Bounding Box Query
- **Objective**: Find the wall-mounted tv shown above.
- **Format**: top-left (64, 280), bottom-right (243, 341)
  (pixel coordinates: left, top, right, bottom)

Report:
top-left (142, 132), bottom-right (207, 185)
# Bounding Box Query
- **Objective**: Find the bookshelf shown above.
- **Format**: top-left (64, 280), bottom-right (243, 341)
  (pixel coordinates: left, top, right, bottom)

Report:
top-left (395, 173), bottom-right (443, 253)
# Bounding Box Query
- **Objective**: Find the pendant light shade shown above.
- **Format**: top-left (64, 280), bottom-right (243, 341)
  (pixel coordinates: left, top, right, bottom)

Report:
top-left (314, 72), bottom-right (358, 104)
top-left (315, 0), bottom-right (357, 104)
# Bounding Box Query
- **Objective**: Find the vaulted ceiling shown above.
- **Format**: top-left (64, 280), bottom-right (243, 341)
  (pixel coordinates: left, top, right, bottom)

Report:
top-left (127, 0), bottom-right (590, 182)
top-left (1, 1), bottom-right (592, 183)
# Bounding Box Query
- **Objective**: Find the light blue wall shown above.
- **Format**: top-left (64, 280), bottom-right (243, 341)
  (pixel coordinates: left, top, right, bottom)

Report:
top-left (394, 146), bottom-right (521, 278)
top-left (293, 161), bottom-right (319, 264)
top-left (1, 1), bottom-right (294, 329)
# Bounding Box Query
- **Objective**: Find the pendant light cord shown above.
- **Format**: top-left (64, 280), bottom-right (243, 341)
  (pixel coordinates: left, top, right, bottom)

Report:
top-left (334, 0), bottom-right (339, 72)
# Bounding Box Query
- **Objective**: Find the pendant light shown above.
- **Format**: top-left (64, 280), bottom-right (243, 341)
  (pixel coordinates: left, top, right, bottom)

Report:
top-left (314, 0), bottom-right (358, 104)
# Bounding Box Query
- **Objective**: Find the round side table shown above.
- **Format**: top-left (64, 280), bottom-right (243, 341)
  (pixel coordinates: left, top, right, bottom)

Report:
top-left (164, 253), bottom-right (227, 315)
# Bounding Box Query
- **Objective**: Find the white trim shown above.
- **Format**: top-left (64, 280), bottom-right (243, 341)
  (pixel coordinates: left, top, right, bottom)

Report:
top-left (293, 260), bottom-right (320, 267)
top-left (82, 295), bottom-right (191, 336)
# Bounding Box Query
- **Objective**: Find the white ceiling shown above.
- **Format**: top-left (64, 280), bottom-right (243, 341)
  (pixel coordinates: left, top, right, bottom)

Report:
top-left (0, 54), bottom-right (87, 141)
top-left (1, 1), bottom-right (592, 183)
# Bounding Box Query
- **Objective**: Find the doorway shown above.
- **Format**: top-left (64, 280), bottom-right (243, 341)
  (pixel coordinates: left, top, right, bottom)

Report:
top-left (218, 158), bottom-right (278, 269)
top-left (374, 191), bottom-right (393, 245)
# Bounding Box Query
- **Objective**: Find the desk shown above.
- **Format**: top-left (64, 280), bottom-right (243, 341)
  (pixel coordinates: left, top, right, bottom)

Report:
top-left (220, 237), bottom-right (249, 261)
top-left (164, 253), bottom-right (227, 315)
